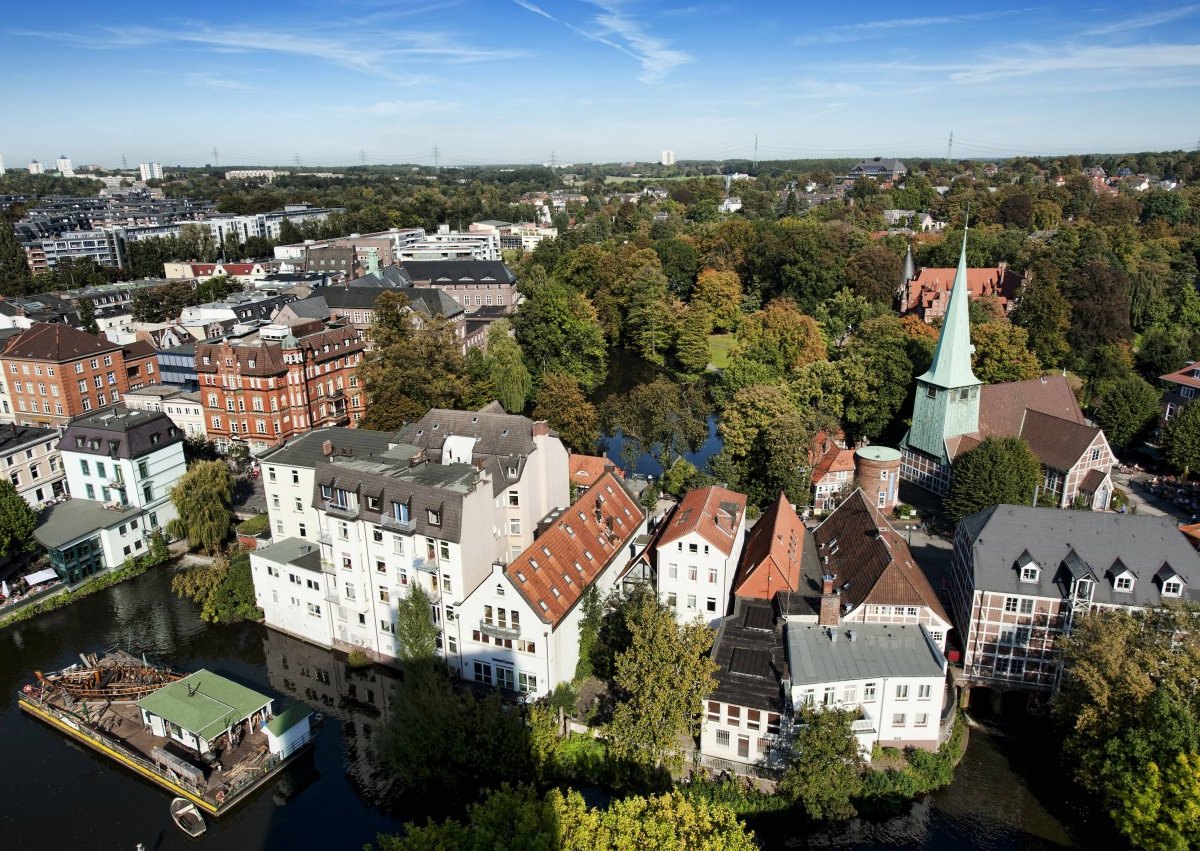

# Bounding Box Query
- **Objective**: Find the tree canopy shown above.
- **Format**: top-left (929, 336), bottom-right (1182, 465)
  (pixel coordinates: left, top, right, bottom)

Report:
top-left (168, 460), bottom-right (234, 553)
top-left (944, 436), bottom-right (1042, 520)
top-left (0, 479), bottom-right (37, 557)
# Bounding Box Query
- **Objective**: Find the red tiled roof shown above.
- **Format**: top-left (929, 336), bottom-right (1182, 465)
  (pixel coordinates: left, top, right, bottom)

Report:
top-left (811, 444), bottom-right (856, 484)
top-left (122, 339), bottom-right (157, 359)
top-left (732, 492), bottom-right (805, 600)
top-left (902, 266), bottom-right (1023, 314)
top-left (812, 489), bottom-right (949, 623)
top-left (569, 454), bottom-right (624, 484)
top-left (1161, 363), bottom-right (1200, 390)
top-left (506, 471), bottom-right (644, 627)
top-left (656, 485), bottom-right (748, 556)
top-left (0, 322), bottom-right (119, 361)
top-left (1179, 522), bottom-right (1200, 550)
top-left (1018, 409), bottom-right (1101, 472)
top-left (978, 375), bottom-right (1084, 436)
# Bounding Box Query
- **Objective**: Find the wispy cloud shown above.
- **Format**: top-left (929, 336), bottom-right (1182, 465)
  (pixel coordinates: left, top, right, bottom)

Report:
top-left (512, 0), bottom-right (690, 82)
top-left (355, 99), bottom-right (460, 117)
top-left (949, 43), bottom-right (1200, 82)
top-left (185, 72), bottom-right (249, 90)
top-left (796, 9), bottom-right (1032, 45)
top-left (1085, 4), bottom-right (1200, 36)
top-left (15, 20), bottom-right (522, 85)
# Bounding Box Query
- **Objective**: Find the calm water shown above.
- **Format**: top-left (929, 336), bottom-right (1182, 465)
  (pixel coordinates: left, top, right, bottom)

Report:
top-left (0, 566), bottom-right (1101, 850)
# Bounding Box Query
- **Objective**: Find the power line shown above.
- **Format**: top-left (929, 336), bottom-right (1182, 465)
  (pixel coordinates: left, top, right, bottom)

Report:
top-left (947, 130), bottom-right (954, 161)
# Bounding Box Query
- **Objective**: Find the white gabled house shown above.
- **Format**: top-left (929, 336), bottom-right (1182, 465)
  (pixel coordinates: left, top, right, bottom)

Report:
top-left (455, 470), bottom-right (646, 698)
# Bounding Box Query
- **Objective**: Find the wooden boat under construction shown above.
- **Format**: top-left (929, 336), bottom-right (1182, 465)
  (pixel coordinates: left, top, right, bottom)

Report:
top-left (32, 650), bottom-right (183, 701)
top-left (19, 650), bottom-right (316, 817)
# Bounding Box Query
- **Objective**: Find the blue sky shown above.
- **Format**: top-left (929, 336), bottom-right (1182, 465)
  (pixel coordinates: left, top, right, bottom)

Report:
top-left (2, 1), bottom-right (1199, 167)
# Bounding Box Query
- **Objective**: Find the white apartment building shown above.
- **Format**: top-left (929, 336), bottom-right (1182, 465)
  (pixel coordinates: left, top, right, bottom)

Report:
top-left (455, 470), bottom-right (646, 698)
top-left (655, 486), bottom-right (748, 627)
top-left (250, 408), bottom-right (570, 668)
top-left (398, 226), bottom-right (501, 262)
top-left (28, 160), bottom-right (45, 175)
top-left (0, 423), bottom-right (66, 506)
top-left (56, 156), bottom-right (74, 176)
top-left (786, 622), bottom-right (948, 755)
top-left (122, 385), bottom-right (206, 438)
top-left (139, 163), bottom-right (164, 181)
top-left (662, 150), bottom-right (676, 166)
top-left (35, 408), bottom-right (185, 582)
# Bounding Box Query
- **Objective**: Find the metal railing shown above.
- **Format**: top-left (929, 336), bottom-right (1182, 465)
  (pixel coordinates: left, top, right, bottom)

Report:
top-left (381, 514), bottom-right (416, 533)
top-left (323, 500), bottom-right (356, 519)
top-left (479, 619), bottom-right (521, 640)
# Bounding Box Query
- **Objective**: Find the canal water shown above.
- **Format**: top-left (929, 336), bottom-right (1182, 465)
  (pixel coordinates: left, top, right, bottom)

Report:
top-left (0, 567), bottom-right (1103, 850)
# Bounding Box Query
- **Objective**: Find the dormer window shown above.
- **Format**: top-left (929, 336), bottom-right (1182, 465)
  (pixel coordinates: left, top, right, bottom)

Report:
top-left (1020, 566), bottom-right (1039, 582)
top-left (1164, 579), bottom-right (1183, 597)
top-left (427, 509), bottom-right (441, 526)
top-left (1016, 550), bottom-right (1039, 583)
top-left (1115, 575), bottom-right (1133, 592)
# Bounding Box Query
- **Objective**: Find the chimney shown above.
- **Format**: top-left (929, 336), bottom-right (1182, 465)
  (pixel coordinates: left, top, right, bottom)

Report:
top-left (818, 573), bottom-right (840, 627)
top-left (532, 420), bottom-right (550, 438)
top-left (321, 440), bottom-right (333, 456)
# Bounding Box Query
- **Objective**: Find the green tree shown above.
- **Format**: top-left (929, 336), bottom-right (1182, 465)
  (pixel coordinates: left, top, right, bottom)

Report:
top-left (484, 321), bottom-right (532, 413)
top-left (1163, 401), bottom-right (1200, 478)
top-left (839, 316), bottom-right (917, 442)
top-left (944, 437), bottom-right (1042, 520)
top-left (1092, 374), bottom-right (1160, 450)
top-left (0, 213), bottom-right (33, 296)
top-left (674, 305), bottom-right (714, 377)
top-left (626, 264), bottom-right (679, 366)
top-left (692, 268), bottom-right (743, 332)
top-left (514, 279), bottom-right (608, 391)
top-left (606, 593), bottom-right (718, 774)
top-left (713, 383), bottom-right (814, 506)
top-left (970, 321), bottom-right (1042, 384)
top-left (395, 584), bottom-right (439, 663)
top-left (602, 378), bottom-right (710, 474)
top-left (168, 460), bottom-right (234, 553)
top-left (358, 291), bottom-right (470, 430)
top-left (575, 585), bottom-right (604, 681)
top-left (1010, 267), bottom-right (1071, 368)
top-left (78, 298), bottom-right (99, 335)
top-left (0, 479), bottom-right (37, 556)
top-left (778, 706), bottom-right (865, 821)
top-left (532, 373), bottom-right (599, 454)
top-left (843, 244), bottom-right (902, 306)
top-left (732, 298), bottom-right (827, 377)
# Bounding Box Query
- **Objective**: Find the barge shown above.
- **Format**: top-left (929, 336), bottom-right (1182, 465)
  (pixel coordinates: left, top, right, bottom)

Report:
top-left (18, 651), bottom-right (314, 816)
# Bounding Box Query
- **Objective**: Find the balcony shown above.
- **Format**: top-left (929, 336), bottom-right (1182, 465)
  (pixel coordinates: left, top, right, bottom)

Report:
top-left (324, 500), bottom-right (357, 519)
top-left (108, 478), bottom-right (125, 489)
top-left (324, 585), bottom-right (340, 603)
top-left (851, 712), bottom-right (877, 735)
top-left (317, 531), bottom-right (332, 545)
top-left (411, 557), bottom-right (436, 575)
top-left (381, 514), bottom-right (416, 533)
top-left (320, 559), bottom-right (336, 574)
top-left (479, 619), bottom-right (521, 641)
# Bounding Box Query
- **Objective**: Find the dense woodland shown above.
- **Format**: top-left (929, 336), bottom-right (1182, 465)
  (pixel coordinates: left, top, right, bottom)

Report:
top-left (5, 151), bottom-right (1200, 506)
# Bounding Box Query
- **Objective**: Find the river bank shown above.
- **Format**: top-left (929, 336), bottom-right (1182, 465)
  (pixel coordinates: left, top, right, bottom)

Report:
top-left (0, 567), bottom-right (1105, 850)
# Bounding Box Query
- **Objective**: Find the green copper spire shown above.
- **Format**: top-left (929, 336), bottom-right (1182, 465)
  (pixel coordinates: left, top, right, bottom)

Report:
top-left (917, 226), bottom-right (979, 389)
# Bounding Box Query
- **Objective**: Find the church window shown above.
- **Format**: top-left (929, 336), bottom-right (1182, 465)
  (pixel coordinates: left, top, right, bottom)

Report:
top-left (959, 388), bottom-right (970, 401)
top-left (926, 386), bottom-right (937, 398)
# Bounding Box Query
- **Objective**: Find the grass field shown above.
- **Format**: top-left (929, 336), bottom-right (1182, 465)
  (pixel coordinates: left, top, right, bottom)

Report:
top-left (602, 174), bottom-right (702, 184)
top-left (708, 333), bottom-right (736, 369)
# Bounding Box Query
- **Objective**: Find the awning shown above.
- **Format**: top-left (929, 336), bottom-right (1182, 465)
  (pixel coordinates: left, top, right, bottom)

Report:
top-left (23, 568), bottom-right (59, 586)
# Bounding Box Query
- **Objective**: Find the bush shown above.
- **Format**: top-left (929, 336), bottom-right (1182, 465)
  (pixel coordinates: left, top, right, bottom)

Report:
top-left (236, 514), bottom-right (270, 535)
top-left (547, 681), bottom-right (578, 716)
top-left (347, 648), bottom-right (373, 668)
top-left (1111, 487), bottom-right (1129, 511)
top-left (682, 777), bottom-right (790, 816)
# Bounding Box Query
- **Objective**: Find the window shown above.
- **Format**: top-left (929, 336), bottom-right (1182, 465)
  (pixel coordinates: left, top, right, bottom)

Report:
top-left (727, 705), bottom-right (740, 725)
top-left (895, 684), bottom-right (909, 700)
top-left (666, 592), bottom-right (677, 609)
top-left (439, 541), bottom-right (450, 561)
top-left (823, 687), bottom-right (836, 706)
top-left (915, 713), bottom-right (929, 727)
top-left (707, 701), bottom-right (721, 722)
top-left (80, 459), bottom-right (90, 475)
top-left (85, 483), bottom-right (95, 499)
top-left (893, 713), bottom-right (906, 726)
top-left (1003, 596), bottom-right (1019, 613)
top-left (473, 661), bottom-right (491, 684)
top-left (380, 619), bottom-right (394, 634)
top-left (800, 689), bottom-right (815, 706)
top-left (843, 685), bottom-right (857, 703)
top-left (507, 490), bottom-right (519, 506)
top-left (707, 567), bottom-right (717, 584)
top-left (668, 563), bottom-right (678, 580)
top-left (379, 587), bottom-right (390, 603)
top-left (1115, 575), bottom-right (1132, 592)
top-left (1164, 579), bottom-right (1183, 597)
top-left (687, 594), bottom-right (696, 610)
top-left (737, 735), bottom-right (750, 759)
top-left (918, 684), bottom-right (932, 700)
top-left (1090, 447), bottom-right (1101, 461)
top-left (706, 597), bottom-right (717, 613)
top-left (1019, 598), bottom-right (1034, 615)
top-left (1020, 566), bottom-right (1039, 582)
top-left (427, 509), bottom-right (441, 525)
top-left (926, 385), bottom-right (937, 398)
top-left (292, 470), bottom-right (300, 485)
top-left (143, 484), bottom-right (153, 502)
top-left (688, 565), bottom-right (698, 581)
top-left (715, 730), bottom-right (730, 748)
top-left (138, 460), bottom-right (149, 479)
top-left (508, 517), bottom-right (521, 535)
top-left (864, 683), bottom-right (877, 702)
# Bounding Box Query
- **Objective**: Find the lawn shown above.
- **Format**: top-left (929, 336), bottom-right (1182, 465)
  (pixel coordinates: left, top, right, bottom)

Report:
top-left (708, 334), bottom-right (736, 369)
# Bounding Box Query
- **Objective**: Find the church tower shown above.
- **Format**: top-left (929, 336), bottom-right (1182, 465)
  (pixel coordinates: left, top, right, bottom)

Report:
top-left (904, 229), bottom-right (981, 469)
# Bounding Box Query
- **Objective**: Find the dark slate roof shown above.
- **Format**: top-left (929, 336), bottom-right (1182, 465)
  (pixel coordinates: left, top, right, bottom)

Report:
top-left (281, 296), bottom-right (330, 320)
top-left (958, 505), bottom-right (1200, 606)
top-left (0, 423), bottom-right (59, 454)
top-left (396, 408), bottom-right (537, 461)
top-left (811, 489), bottom-right (949, 622)
top-left (260, 427), bottom-right (399, 469)
top-left (322, 288), bottom-right (388, 310)
top-left (252, 537), bottom-right (324, 573)
top-left (406, 288), bottom-right (465, 320)
top-left (61, 407), bottom-right (181, 460)
top-left (787, 623), bottom-right (945, 687)
top-left (400, 260), bottom-right (517, 284)
top-left (710, 599), bottom-right (787, 711)
top-left (1, 322), bottom-right (119, 361)
top-left (352, 266), bottom-right (412, 288)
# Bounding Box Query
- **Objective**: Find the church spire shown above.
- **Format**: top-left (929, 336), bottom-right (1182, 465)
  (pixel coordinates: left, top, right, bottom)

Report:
top-left (918, 224), bottom-right (979, 389)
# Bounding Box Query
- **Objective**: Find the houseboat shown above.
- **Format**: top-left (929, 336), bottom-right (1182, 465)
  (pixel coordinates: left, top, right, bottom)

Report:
top-left (18, 651), bottom-right (314, 816)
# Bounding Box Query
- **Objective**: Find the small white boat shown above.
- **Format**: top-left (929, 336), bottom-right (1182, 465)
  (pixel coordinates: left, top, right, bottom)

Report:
top-left (170, 797), bottom-right (206, 838)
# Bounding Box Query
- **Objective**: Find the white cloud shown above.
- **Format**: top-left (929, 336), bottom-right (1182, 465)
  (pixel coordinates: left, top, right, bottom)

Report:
top-left (356, 99), bottom-right (460, 116)
top-left (1085, 4), bottom-right (1200, 36)
top-left (795, 9), bottom-right (1033, 46)
top-left (185, 72), bottom-right (249, 90)
top-left (949, 43), bottom-right (1200, 83)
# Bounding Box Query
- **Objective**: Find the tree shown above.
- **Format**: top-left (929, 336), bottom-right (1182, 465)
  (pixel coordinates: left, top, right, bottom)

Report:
top-left (0, 479), bottom-right (37, 557)
top-left (778, 706), bottom-right (865, 821)
top-left (1117, 752), bottom-right (1200, 851)
top-left (602, 378), bottom-right (710, 474)
top-left (514, 279), bottom-right (608, 391)
top-left (1164, 401), bottom-right (1200, 479)
top-left (732, 298), bottom-right (826, 377)
top-left (172, 550), bottom-right (262, 623)
top-left (484, 321), bottom-right (532, 413)
top-left (692, 268), bottom-right (743, 332)
top-left (840, 316), bottom-right (917, 442)
top-left (0, 213), bottom-right (33, 296)
top-left (168, 460), bottom-right (234, 553)
top-left (674, 305), bottom-right (714, 377)
top-left (944, 437), bottom-right (1042, 520)
top-left (1011, 267), bottom-right (1071, 368)
top-left (532, 373), bottom-right (599, 454)
top-left (358, 291), bottom-right (471, 430)
top-left (395, 584), bottom-right (439, 663)
top-left (626, 264), bottom-right (679, 365)
top-left (606, 593), bottom-right (718, 774)
top-left (970, 321), bottom-right (1042, 384)
top-left (1092, 374), bottom-right (1160, 450)
top-left (78, 298), bottom-right (99, 335)
top-left (714, 383), bottom-right (814, 506)
top-left (843, 244), bottom-right (902, 306)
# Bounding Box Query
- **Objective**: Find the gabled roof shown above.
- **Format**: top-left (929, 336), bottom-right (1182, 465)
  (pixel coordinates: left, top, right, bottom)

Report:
top-left (1018, 408), bottom-right (1101, 472)
top-left (396, 407), bottom-right (539, 461)
top-left (506, 471), bottom-right (644, 627)
top-left (732, 492), bottom-right (805, 600)
top-left (902, 266), bottom-right (1023, 314)
top-left (400, 260), bottom-right (517, 284)
top-left (1160, 362), bottom-right (1200, 390)
top-left (1, 322), bottom-right (119, 361)
top-left (656, 485), bottom-right (747, 556)
top-left (812, 489), bottom-right (950, 623)
top-left (978, 375), bottom-right (1085, 435)
top-left (569, 454), bottom-right (623, 486)
top-left (710, 599), bottom-right (787, 711)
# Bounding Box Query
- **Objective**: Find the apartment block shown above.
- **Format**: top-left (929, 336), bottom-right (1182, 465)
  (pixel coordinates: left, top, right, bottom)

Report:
top-left (654, 485), bottom-right (748, 626)
top-left (0, 423), bottom-right (66, 506)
